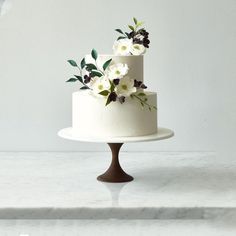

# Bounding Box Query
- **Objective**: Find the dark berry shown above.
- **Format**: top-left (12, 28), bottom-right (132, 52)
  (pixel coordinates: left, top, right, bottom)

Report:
top-left (108, 92), bottom-right (117, 102)
top-left (141, 83), bottom-right (147, 89)
top-left (113, 78), bottom-right (120, 85)
top-left (133, 38), bottom-right (142, 44)
top-left (129, 31), bottom-right (135, 39)
top-left (84, 75), bottom-right (91, 84)
top-left (134, 79), bottom-right (143, 88)
top-left (143, 38), bottom-right (150, 44)
top-left (138, 28), bottom-right (147, 36)
top-left (119, 96), bottom-right (126, 104)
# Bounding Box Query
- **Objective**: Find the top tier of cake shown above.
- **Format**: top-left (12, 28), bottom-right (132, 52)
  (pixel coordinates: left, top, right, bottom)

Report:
top-left (86, 54), bottom-right (144, 82)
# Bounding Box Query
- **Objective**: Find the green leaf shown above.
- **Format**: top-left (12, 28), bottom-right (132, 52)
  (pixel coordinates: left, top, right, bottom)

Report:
top-left (67, 60), bottom-right (77, 67)
top-left (80, 85), bottom-right (89, 90)
top-left (85, 63), bottom-right (97, 71)
top-left (99, 90), bottom-right (110, 96)
top-left (80, 58), bottom-right (86, 69)
top-left (109, 80), bottom-right (115, 92)
top-left (66, 78), bottom-right (77, 82)
top-left (125, 32), bottom-right (130, 37)
top-left (103, 58), bottom-right (112, 71)
top-left (133, 17), bottom-right (138, 25)
top-left (117, 36), bottom-right (126, 40)
top-left (128, 25), bottom-right (135, 31)
top-left (115, 29), bottom-right (124, 34)
top-left (91, 49), bottom-right (98, 60)
top-left (138, 92), bottom-right (146, 96)
top-left (74, 75), bottom-right (83, 84)
top-left (105, 96), bottom-right (112, 106)
top-left (137, 21), bottom-right (144, 27)
top-left (90, 71), bottom-right (103, 77)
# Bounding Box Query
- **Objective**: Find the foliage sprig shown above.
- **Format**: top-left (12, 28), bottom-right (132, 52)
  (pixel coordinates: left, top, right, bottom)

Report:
top-left (115, 17), bottom-right (150, 48)
top-left (66, 49), bottom-right (112, 90)
top-left (131, 93), bottom-right (157, 111)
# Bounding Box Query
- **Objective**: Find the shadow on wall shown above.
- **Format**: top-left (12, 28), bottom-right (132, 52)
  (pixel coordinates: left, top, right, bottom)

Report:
top-left (0, 0), bottom-right (12, 16)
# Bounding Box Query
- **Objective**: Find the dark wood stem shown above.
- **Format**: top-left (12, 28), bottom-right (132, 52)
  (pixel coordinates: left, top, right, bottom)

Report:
top-left (97, 143), bottom-right (134, 183)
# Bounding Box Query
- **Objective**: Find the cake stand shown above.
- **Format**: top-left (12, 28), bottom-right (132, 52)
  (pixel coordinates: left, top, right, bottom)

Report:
top-left (58, 127), bottom-right (174, 183)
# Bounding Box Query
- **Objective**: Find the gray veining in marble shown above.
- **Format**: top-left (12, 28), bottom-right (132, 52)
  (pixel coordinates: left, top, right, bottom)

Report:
top-left (0, 152), bottom-right (235, 219)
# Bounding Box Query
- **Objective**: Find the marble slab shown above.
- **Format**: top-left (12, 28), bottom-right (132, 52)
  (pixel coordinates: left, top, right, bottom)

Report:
top-left (0, 219), bottom-right (236, 236)
top-left (0, 152), bottom-right (235, 219)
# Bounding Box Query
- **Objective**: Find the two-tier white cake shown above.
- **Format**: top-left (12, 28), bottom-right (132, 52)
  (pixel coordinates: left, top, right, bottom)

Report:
top-left (72, 55), bottom-right (158, 138)
top-left (66, 18), bottom-right (157, 138)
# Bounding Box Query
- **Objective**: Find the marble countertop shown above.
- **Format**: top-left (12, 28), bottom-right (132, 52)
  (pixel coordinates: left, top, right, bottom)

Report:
top-left (1, 219), bottom-right (236, 236)
top-left (0, 152), bottom-right (235, 219)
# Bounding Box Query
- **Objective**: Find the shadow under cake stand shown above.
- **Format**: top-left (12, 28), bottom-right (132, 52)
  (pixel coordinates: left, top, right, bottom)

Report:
top-left (58, 127), bottom-right (174, 183)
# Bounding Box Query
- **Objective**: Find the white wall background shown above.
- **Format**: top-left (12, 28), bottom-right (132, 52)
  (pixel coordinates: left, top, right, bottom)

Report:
top-left (0, 0), bottom-right (235, 152)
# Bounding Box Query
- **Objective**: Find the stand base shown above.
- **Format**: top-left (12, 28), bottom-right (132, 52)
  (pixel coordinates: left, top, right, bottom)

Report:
top-left (97, 143), bottom-right (134, 183)
top-left (97, 173), bottom-right (133, 183)
top-left (97, 173), bottom-right (134, 183)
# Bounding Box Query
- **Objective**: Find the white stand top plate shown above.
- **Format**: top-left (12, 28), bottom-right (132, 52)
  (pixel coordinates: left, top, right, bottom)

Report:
top-left (58, 127), bottom-right (174, 143)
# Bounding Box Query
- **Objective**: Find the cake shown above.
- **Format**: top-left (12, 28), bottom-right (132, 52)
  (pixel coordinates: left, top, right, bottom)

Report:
top-left (67, 18), bottom-right (157, 138)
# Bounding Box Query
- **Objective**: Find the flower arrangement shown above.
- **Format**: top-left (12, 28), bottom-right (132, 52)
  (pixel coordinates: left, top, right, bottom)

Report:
top-left (67, 48), bottom-right (156, 110)
top-left (66, 18), bottom-right (156, 111)
top-left (113, 17), bottom-right (150, 55)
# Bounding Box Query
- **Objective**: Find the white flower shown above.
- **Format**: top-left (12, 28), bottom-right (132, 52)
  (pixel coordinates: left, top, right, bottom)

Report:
top-left (90, 76), bottom-right (110, 96)
top-left (107, 63), bottom-right (129, 80)
top-left (130, 44), bottom-right (146, 55)
top-left (115, 76), bottom-right (136, 97)
top-left (113, 38), bottom-right (132, 55)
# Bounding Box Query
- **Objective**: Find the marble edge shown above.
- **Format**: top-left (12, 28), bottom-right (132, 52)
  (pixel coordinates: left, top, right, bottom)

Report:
top-left (0, 207), bottom-right (234, 220)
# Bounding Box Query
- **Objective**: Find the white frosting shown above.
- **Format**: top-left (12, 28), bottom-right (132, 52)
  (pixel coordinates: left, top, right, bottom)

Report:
top-left (85, 54), bottom-right (144, 82)
top-left (72, 90), bottom-right (157, 138)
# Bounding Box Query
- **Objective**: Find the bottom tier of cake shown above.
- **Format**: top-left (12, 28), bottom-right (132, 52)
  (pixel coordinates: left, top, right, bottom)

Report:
top-left (72, 90), bottom-right (157, 138)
